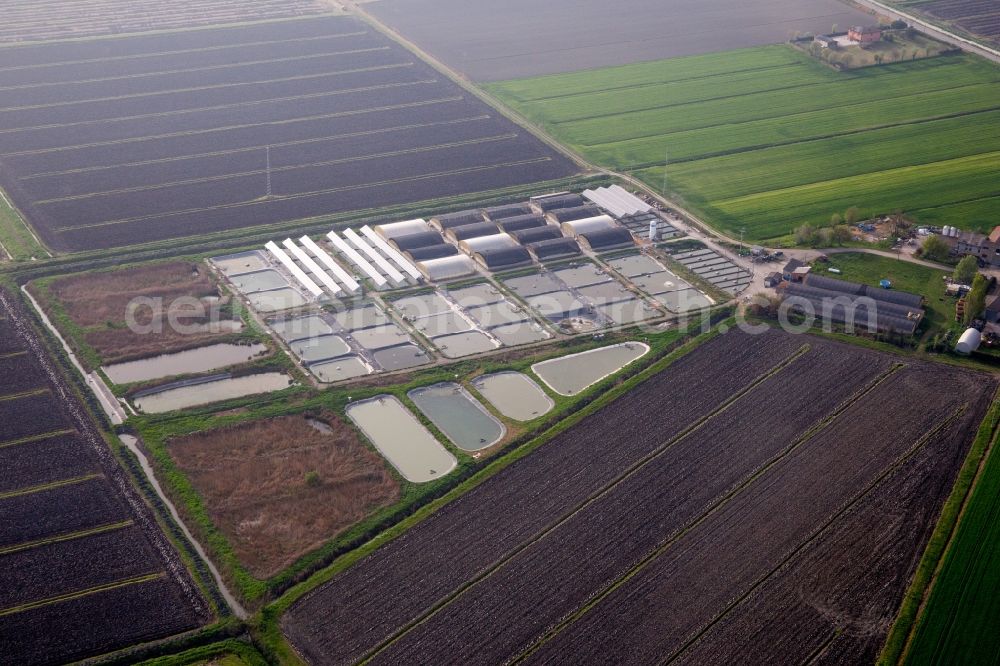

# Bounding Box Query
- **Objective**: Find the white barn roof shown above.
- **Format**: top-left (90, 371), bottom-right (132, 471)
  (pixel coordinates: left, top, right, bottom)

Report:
top-left (264, 241), bottom-right (322, 297)
top-left (299, 235), bottom-right (360, 294)
top-left (583, 185), bottom-right (652, 218)
top-left (326, 232), bottom-right (387, 288)
top-left (281, 238), bottom-right (343, 296)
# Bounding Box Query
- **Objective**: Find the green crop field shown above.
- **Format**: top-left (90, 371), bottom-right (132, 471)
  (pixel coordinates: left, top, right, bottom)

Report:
top-left (487, 46), bottom-right (1000, 243)
top-left (903, 424), bottom-right (1000, 663)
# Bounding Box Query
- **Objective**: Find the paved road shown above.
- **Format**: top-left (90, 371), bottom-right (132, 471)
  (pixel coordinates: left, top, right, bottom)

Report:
top-left (851, 0), bottom-right (1000, 64)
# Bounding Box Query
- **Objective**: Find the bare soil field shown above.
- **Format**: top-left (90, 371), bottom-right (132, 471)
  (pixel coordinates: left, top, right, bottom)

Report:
top-left (282, 328), bottom-right (806, 664)
top-left (281, 330), bottom-right (994, 665)
top-left (0, 288), bottom-right (208, 666)
top-left (365, 0), bottom-right (871, 80)
top-left (368, 343), bottom-right (896, 665)
top-left (526, 365), bottom-right (989, 664)
top-left (34, 260), bottom-right (244, 367)
top-left (0, 15), bottom-right (577, 252)
top-left (888, 0), bottom-right (1000, 48)
top-left (168, 413), bottom-right (400, 578)
top-left (0, 0), bottom-right (334, 44)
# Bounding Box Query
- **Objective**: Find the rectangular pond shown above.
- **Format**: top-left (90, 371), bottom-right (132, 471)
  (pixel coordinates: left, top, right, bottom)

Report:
top-left (472, 372), bottom-right (554, 422)
top-left (290, 335), bottom-right (352, 364)
top-left (346, 395), bottom-right (457, 483)
top-left (133, 372), bottom-right (293, 413)
top-left (433, 330), bottom-right (498, 358)
top-left (271, 315), bottom-right (334, 343)
top-left (310, 356), bottom-right (372, 383)
top-left (248, 288), bottom-right (308, 312)
top-left (102, 342), bottom-right (268, 385)
top-left (531, 342), bottom-right (650, 396)
top-left (212, 251), bottom-right (268, 276)
top-left (409, 383), bottom-right (505, 452)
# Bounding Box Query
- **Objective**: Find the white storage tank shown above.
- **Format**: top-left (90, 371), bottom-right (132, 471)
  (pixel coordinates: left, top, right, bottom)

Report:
top-left (955, 327), bottom-right (982, 355)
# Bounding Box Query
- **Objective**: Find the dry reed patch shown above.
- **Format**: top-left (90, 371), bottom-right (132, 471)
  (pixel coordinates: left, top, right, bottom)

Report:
top-left (44, 261), bottom-right (245, 365)
top-left (169, 413), bottom-right (400, 579)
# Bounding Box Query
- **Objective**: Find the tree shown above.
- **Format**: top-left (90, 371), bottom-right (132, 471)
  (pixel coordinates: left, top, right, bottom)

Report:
top-left (965, 273), bottom-right (989, 325)
top-left (817, 227), bottom-right (834, 246)
top-left (845, 206), bottom-right (862, 225)
top-left (832, 225), bottom-right (853, 245)
top-left (794, 223), bottom-right (818, 246)
top-left (922, 234), bottom-right (951, 263)
top-left (830, 212), bottom-right (843, 226)
top-left (954, 255), bottom-right (978, 285)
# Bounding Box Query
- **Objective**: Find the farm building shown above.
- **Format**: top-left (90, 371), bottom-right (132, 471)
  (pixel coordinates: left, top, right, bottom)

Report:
top-left (582, 185), bottom-right (653, 218)
top-left (561, 214), bottom-right (618, 238)
top-left (848, 25), bottom-right (882, 43)
top-left (955, 327), bottom-right (982, 354)
top-left (460, 233), bottom-right (521, 255)
top-left (531, 192), bottom-right (585, 212)
top-left (375, 219), bottom-right (430, 240)
top-left (546, 205), bottom-right (603, 224)
top-left (418, 255), bottom-right (477, 281)
top-left (950, 225), bottom-right (1000, 267)
top-left (578, 227), bottom-right (636, 251)
top-left (446, 222), bottom-right (500, 242)
top-left (431, 210), bottom-right (483, 231)
top-left (497, 214), bottom-right (548, 232)
top-left (406, 244), bottom-right (459, 261)
top-left (764, 272), bottom-right (783, 288)
top-left (814, 34), bottom-right (836, 48)
top-left (510, 226), bottom-right (564, 245)
top-left (391, 230), bottom-right (446, 252)
top-left (528, 237), bottom-right (582, 261)
top-left (483, 203), bottom-right (533, 220)
top-left (782, 273), bottom-right (925, 335)
top-left (473, 247), bottom-right (533, 271)
top-left (782, 258), bottom-right (807, 280)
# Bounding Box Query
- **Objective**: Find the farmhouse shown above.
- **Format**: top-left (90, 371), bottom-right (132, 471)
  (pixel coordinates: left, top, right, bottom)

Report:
top-left (950, 226), bottom-right (1000, 267)
top-left (848, 25), bottom-right (882, 43)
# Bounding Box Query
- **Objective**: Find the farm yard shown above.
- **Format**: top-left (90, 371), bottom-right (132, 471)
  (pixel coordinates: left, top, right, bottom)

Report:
top-left (0, 289), bottom-right (208, 665)
top-left (0, 0), bottom-right (335, 44)
top-left (165, 413), bottom-right (400, 579)
top-left (0, 15), bottom-right (577, 252)
top-left (366, 0), bottom-right (870, 80)
top-left (886, 0), bottom-right (1000, 48)
top-left (281, 328), bottom-right (993, 665)
top-left (488, 47), bottom-right (1000, 242)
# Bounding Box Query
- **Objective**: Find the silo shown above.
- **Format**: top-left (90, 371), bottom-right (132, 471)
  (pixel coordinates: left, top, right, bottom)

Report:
top-left (955, 327), bottom-right (982, 355)
top-left (649, 218), bottom-right (658, 241)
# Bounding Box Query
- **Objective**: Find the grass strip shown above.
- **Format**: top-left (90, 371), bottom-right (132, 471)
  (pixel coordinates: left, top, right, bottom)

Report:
top-left (0, 520), bottom-right (133, 556)
top-left (0, 428), bottom-right (75, 449)
top-left (0, 473), bottom-right (101, 500)
top-left (0, 572), bottom-right (164, 617)
top-left (0, 387), bottom-right (49, 402)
